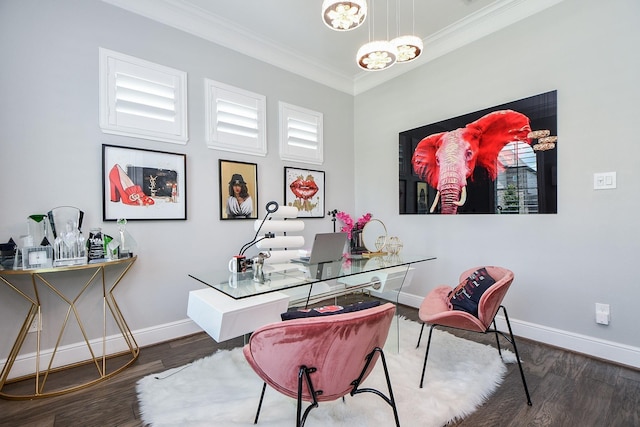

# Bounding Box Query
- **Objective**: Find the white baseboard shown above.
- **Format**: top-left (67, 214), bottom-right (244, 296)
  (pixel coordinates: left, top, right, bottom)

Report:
top-left (4, 319), bottom-right (202, 380)
top-left (5, 293), bottom-right (639, 380)
top-left (133, 318), bottom-right (203, 348)
top-left (398, 291), bottom-right (640, 370)
top-left (397, 291), bottom-right (424, 308)
top-left (493, 315), bottom-right (640, 369)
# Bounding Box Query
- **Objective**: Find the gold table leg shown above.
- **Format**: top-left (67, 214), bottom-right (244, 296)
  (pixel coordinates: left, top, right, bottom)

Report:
top-left (0, 257), bottom-right (139, 399)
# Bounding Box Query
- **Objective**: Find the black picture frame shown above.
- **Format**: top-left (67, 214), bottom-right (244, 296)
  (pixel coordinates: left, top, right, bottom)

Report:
top-left (102, 144), bottom-right (187, 221)
top-left (219, 159), bottom-right (258, 220)
top-left (284, 166), bottom-right (325, 218)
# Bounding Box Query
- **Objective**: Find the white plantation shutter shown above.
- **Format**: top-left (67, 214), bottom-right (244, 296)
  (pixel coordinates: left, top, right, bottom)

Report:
top-left (99, 48), bottom-right (188, 144)
top-left (205, 79), bottom-right (266, 156)
top-left (279, 102), bottom-right (323, 165)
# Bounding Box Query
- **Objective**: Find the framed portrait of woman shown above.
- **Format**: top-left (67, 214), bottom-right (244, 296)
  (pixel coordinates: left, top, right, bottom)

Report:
top-left (219, 159), bottom-right (258, 220)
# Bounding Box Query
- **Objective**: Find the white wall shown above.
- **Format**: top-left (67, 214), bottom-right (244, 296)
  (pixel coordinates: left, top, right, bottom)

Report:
top-left (355, 0), bottom-right (640, 366)
top-left (1, 0), bottom-right (639, 371)
top-left (0, 0), bottom-right (354, 363)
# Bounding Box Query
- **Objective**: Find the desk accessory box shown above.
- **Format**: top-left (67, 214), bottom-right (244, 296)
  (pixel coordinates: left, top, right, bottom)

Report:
top-left (22, 246), bottom-right (54, 269)
top-left (0, 239), bottom-right (17, 269)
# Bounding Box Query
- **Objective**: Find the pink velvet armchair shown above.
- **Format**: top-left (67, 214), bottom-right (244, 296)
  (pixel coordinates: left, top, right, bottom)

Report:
top-left (416, 266), bottom-right (532, 405)
top-left (243, 302), bottom-right (400, 426)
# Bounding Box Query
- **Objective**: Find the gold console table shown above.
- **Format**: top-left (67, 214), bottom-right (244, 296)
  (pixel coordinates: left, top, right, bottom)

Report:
top-left (0, 257), bottom-right (139, 399)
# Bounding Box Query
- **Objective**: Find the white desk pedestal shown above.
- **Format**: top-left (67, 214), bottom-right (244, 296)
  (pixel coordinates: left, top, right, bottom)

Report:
top-left (187, 289), bottom-right (289, 342)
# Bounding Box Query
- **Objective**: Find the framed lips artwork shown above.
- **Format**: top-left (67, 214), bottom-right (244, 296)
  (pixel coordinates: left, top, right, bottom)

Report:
top-left (284, 167), bottom-right (325, 218)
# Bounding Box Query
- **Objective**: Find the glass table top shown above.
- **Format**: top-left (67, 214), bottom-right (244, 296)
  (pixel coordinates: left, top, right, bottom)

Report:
top-left (189, 254), bottom-right (436, 300)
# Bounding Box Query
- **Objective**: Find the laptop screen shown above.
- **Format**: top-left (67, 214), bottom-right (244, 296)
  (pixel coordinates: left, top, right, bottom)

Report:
top-left (306, 232), bottom-right (348, 264)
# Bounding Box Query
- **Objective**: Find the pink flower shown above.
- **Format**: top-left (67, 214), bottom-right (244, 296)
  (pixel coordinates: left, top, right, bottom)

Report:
top-left (336, 211), bottom-right (354, 238)
top-left (336, 211), bottom-right (372, 240)
top-left (356, 213), bottom-right (372, 229)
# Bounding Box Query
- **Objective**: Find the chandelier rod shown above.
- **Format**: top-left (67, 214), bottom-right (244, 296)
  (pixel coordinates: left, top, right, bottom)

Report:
top-left (412, 0), bottom-right (416, 35)
top-left (396, 0), bottom-right (399, 38)
top-left (369, 0), bottom-right (374, 42)
top-left (386, 0), bottom-right (390, 41)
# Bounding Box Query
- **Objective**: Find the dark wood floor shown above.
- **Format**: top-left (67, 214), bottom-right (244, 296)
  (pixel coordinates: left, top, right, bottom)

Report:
top-left (1, 296), bottom-right (639, 427)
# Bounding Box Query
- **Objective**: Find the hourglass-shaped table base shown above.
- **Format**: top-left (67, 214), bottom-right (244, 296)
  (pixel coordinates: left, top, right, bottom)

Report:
top-left (0, 257), bottom-right (138, 399)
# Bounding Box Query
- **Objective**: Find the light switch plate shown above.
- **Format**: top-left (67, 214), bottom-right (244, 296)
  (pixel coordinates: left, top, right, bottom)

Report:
top-left (593, 172), bottom-right (616, 190)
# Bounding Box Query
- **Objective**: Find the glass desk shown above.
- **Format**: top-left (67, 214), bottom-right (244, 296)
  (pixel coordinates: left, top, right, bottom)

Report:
top-left (187, 254), bottom-right (436, 346)
top-left (189, 254), bottom-right (436, 303)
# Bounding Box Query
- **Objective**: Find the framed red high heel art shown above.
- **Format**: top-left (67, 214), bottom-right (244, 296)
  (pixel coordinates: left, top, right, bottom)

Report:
top-left (102, 145), bottom-right (187, 221)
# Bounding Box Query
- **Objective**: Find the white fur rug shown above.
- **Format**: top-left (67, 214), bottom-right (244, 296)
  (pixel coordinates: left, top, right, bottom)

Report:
top-left (137, 318), bottom-right (515, 427)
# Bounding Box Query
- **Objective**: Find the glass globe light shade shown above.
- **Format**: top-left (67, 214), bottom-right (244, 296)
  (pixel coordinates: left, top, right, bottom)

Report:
top-left (356, 40), bottom-right (398, 71)
top-left (322, 0), bottom-right (367, 31)
top-left (391, 35), bottom-right (423, 63)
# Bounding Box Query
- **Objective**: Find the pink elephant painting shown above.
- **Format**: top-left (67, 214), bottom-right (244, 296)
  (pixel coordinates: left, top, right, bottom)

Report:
top-left (412, 110), bottom-right (532, 214)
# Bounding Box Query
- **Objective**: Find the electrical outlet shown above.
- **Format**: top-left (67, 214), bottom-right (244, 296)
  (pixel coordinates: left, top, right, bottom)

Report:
top-left (595, 303), bottom-right (610, 325)
top-left (28, 316), bottom-right (41, 333)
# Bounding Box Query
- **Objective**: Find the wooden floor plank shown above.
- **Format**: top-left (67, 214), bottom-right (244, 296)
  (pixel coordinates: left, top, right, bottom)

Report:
top-left (0, 296), bottom-right (638, 427)
top-left (606, 375), bottom-right (640, 427)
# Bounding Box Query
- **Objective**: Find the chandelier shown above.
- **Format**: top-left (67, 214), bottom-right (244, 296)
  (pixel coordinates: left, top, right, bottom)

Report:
top-left (322, 1), bottom-right (422, 71)
top-left (390, 0), bottom-right (422, 64)
top-left (391, 34), bottom-right (423, 63)
top-left (322, 0), bottom-right (368, 31)
top-left (357, 40), bottom-right (398, 71)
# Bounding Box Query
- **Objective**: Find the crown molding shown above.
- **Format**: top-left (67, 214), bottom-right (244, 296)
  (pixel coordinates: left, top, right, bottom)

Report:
top-left (102, 0), bottom-right (565, 96)
top-left (102, 0), bottom-right (355, 94)
top-left (353, 0), bottom-right (565, 94)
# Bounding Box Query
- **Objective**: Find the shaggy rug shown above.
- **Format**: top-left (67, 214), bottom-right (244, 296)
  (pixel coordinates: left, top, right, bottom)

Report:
top-left (137, 318), bottom-right (515, 427)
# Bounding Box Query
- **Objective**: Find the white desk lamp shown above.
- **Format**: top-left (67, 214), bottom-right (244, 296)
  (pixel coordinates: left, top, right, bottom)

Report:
top-left (255, 206), bottom-right (305, 263)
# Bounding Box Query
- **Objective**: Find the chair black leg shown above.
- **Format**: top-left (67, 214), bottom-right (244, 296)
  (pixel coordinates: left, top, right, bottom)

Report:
top-left (297, 368), bottom-right (304, 427)
top-left (500, 306), bottom-right (532, 406)
top-left (419, 325), bottom-right (436, 388)
top-left (297, 366), bottom-right (319, 427)
top-left (377, 348), bottom-right (401, 427)
top-left (351, 347), bottom-right (401, 427)
top-left (416, 322), bottom-right (425, 348)
top-left (254, 382), bottom-right (267, 424)
top-left (492, 319), bottom-right (503, 357)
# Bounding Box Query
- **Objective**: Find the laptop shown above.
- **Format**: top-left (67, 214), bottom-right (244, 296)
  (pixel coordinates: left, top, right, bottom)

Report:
top-left (291, 232), bottom-right (348, 266)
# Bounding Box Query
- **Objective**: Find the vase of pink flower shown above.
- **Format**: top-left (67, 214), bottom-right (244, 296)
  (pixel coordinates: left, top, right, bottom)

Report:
top-left (336, 211), bottom-right (372, 254)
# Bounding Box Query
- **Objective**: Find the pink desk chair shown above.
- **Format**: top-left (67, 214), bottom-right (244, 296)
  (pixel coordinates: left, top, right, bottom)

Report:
top-left (416, 266), bottom-right (532, 405)
top-left (243, 302), bottom-right (400, 426)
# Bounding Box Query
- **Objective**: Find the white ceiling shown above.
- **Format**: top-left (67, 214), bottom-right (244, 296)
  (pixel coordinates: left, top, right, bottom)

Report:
top-left (102, 0), bottom-right (563, 95)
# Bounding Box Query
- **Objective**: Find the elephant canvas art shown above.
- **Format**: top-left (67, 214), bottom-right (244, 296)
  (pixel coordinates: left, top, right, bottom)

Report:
top-left (399, 91), bottom-right (558, 215)
top-left (412, 110), bottom-right (532, 214)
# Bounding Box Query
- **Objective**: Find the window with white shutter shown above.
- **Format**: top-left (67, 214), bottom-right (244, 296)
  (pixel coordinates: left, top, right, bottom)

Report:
top-left (205, 79), bottom-right (266, 156)
top-left (279, 102), bottom-right (323, 165)
top-left (99, 48), bottom-right (188, 144)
